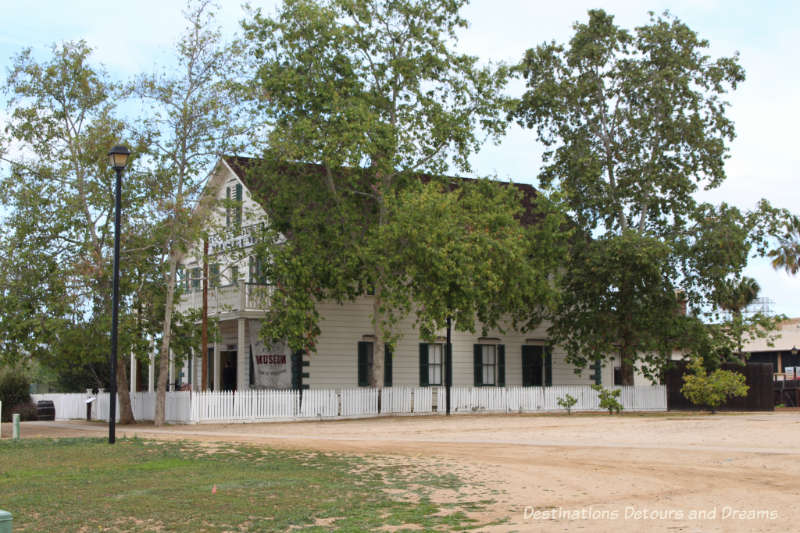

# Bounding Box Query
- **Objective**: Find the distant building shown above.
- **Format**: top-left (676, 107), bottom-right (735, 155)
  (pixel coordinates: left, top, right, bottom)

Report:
top-left (742, 318), bottom-right (800, 376)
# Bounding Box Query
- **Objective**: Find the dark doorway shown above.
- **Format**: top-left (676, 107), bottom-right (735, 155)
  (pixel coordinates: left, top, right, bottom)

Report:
top-left (221, 350), bottom-right (237, 391)
top-left (135, 358), bottom-right (148, 392)
top-left (522, 345), bottom-right (552, 387)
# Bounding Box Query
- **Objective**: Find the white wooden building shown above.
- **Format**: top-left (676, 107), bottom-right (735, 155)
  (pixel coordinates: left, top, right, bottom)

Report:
top-left (171, 157), bottom-right (618, 392)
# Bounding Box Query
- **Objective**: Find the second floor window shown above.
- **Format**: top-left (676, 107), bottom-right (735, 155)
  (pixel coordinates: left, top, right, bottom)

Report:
top-left (190, 267), bottom-right (201, 291)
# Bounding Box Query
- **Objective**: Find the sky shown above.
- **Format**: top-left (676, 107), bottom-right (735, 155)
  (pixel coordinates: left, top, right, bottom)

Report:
top-left (1, 0), bottom-right (798, 316)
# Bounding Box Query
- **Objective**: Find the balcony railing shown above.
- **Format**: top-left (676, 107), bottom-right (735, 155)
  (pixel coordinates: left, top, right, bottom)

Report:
top-left (177, 282), bottom-right (271, 314)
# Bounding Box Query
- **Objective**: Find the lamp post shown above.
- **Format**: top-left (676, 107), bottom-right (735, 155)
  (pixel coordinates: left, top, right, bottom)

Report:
top-left (107, 144), bottom-right (130, 444)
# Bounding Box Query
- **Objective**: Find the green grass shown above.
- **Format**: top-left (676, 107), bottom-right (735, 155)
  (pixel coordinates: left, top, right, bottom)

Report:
top-left (0, 438), bottom-right (498, 532)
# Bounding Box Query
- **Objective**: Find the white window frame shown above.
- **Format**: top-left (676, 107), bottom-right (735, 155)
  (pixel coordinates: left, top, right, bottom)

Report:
top-left (428, 343), bottom-right (443, 386)
top-left (482, 344), bottom-right (497, 386)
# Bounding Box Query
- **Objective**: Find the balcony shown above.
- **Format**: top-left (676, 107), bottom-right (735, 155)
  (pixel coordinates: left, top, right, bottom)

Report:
top-left (177, 282), bottom-right (271, 315)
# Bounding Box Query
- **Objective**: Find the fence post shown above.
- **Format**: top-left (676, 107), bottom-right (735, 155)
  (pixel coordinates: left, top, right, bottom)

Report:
top-left (0, 509), bottom-right (12, 533)
top-left (12, 413), bottom-right (20, 440)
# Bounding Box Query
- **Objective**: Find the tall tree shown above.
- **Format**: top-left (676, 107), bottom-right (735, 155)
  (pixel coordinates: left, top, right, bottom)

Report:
top-left (136, 0), bottom-right (246, 425)
top-left (512, 10), bottom-right (747, 383)
top-left (0, 41), bottom-right (149, 421)
top-left (242, 0), bottom-right (509, 386)
top-left (373, 180), bottom-right (566, 339)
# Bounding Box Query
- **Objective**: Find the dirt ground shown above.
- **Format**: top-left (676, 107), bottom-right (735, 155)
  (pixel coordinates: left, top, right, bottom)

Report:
top-left (4, 411), bottom-right (800, 532)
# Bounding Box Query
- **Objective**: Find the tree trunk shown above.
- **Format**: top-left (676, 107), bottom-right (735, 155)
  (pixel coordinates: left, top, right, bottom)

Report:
top-left (619, 345), bottom-right (635, 386)
top-left (155, 256), bottom-right (179, 426)
top-left (116, 355), bottom-right (135, 424)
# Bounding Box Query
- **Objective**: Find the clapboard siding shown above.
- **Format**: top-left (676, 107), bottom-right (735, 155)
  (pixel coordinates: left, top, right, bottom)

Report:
top-left (305, 296), bottom-right (600, 388)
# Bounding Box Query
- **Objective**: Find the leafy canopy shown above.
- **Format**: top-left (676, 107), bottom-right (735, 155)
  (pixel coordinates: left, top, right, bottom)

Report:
top-left (511, 9), bottom-right (750, 382)
top-left (242, 0), bottom-right (517, 363)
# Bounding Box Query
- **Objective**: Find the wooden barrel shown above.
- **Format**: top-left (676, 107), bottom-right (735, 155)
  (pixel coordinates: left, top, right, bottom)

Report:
top-left (36, 400), bottom-right (55, 421)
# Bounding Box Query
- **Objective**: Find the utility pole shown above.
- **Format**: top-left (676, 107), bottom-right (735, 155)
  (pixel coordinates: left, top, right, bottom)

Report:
top-left (201, 238), bottom-right (209, 390)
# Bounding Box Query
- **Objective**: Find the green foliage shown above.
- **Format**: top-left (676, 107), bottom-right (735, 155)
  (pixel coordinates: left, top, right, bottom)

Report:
top-left (242, 0), bottom-right (517, 381)
top-left (768, 213), bottom-right (800, 275)
top-left (592, 384), bottom-right (623, 415)
top-left (556, 393), bottom-right (577, 415)
top-left (373, 180), bottom-right (566, 341)
top-left (0, 40), bottom-right (157, 400)
top-left (131, 0), bottom-right (245, 424)
top-left (0, 369), bottom-right (31, 422)
top-left (681, 357), bottom-right (749, 412)
top-left (511, 10), bottom-right (753, 382)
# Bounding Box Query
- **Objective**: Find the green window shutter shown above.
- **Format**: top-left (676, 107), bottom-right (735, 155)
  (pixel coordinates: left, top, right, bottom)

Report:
top-left (231, 265), bottom-right (239, 286)
top-left (592, 359), bottom-right (602, 385)
top-left (226, 186), bottom-right (231, 228)
top-left (497, 345), bottom-right (506, 387)
top-left (445, 343), bottom-right (452, 387)
top-left (210, 264), bottom-right (220, 288)
top-left (291, 351), bottom-right (302, 389)
top-left (545, 347), bottom-right (553, 387)
top-left (473, 344), bottom-right (483, 387)
top-left (235, 183), bottom-right (243, 227)
top-left (521, 346), bottom-right (530, 386)
top-left (418, 343), bottom-right (429, 386)
top-left (384, 344), bottom-right (392, 387)
top-left (358, 341), bottom-right (370, 387)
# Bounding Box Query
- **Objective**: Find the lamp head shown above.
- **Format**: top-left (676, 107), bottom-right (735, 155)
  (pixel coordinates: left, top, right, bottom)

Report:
top-left (108, 145), bottom-right (130, 171)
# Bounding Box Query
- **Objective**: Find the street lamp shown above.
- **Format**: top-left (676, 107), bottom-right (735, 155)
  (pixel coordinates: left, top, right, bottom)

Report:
top-left (107, 144), bottom-right (129, 444)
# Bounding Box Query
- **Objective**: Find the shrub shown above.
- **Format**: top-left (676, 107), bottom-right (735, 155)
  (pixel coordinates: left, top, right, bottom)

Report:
top-left (591, 384), bottom-right (623, 414)
top-left (0, 371), bottom-right (32, 422)
top-left (681, 357), bottom-right (748, 413)
top-left (556, 393), bottom-right (578, 414)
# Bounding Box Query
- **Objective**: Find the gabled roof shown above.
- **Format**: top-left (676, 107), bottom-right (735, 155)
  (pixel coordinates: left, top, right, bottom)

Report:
top-left (223, 155), bottom-right (543, 226)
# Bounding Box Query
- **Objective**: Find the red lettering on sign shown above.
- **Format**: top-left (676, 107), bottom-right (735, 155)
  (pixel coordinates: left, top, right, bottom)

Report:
top-left (255, 354), bottom-right (286, 365)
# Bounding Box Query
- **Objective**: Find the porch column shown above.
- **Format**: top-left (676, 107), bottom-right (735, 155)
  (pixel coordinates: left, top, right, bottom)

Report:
top-left (213, 340), bottom-right (221, 391)
top-left (130, 351), bottom-right (137, 394)
top-left (148, 352), bottom-right (155, 393)
top-left (168, 349), bottom-right (175, 391)
top-left (237, 317), bottom-right (249, 390)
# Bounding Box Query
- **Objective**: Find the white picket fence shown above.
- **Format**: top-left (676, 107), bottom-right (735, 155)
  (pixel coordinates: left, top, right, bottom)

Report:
top-left (32, 385), bottom-right (666, 424)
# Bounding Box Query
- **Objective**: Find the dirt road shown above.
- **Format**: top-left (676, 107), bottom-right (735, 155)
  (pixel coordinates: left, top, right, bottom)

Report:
top-left (5, 412), bottom-right (799, 532)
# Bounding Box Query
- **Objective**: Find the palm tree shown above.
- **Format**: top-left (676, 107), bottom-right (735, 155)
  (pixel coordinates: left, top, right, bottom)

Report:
top-left (769, 215), bottom-right (800, 275)
top-left (714, 276), bottom-right (761, 361)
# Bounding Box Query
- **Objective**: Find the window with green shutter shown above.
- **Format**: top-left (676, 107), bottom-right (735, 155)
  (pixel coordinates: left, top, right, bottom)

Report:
top-left (210, 263), bottom-right (220, 288)
top-left (474, 344), bottom-right (504, 386)
top-left (424, 344), bottom-right (443, 385)
top-left (190, 267), bottom-right (201, 291)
